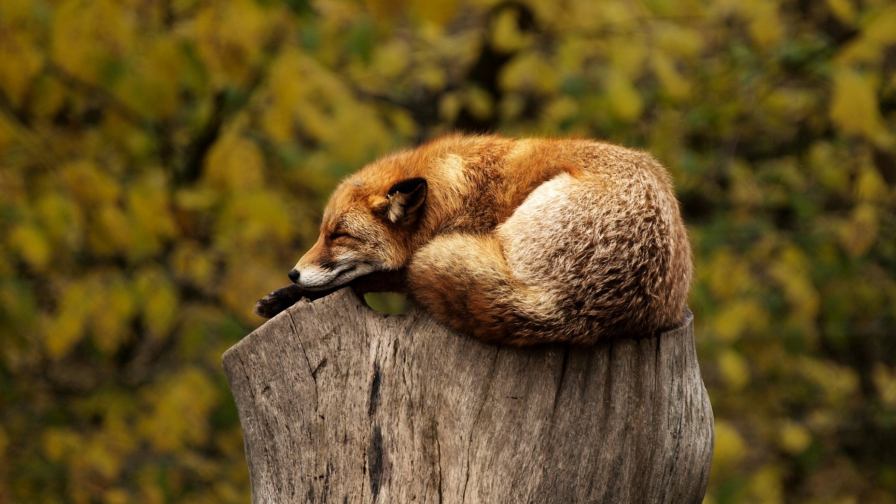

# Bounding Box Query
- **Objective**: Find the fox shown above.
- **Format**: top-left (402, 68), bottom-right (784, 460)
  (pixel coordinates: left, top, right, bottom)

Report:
top-left (254, 134), bottom-right (692, 345)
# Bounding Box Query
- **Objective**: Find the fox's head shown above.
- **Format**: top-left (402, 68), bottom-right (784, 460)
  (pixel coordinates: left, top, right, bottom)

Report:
top-left (288, 177), bottom-right (428, 291)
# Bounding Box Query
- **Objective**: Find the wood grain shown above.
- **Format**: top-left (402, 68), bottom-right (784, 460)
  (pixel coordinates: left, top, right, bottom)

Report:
top-left (223, 288), bottom-right (714, 503)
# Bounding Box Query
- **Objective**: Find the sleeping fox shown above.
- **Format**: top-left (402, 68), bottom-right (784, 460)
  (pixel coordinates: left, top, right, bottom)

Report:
top-left (255, 134), bottom-right (692, 345)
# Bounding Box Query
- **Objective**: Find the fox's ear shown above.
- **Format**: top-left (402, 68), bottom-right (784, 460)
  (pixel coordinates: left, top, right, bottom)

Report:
top-left (375, 177), bottom-right (427, 224)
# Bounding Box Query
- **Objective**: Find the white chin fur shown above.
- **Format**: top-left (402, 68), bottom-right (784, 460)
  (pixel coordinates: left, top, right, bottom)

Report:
top-left (297, 263), bottom-right (375, 291)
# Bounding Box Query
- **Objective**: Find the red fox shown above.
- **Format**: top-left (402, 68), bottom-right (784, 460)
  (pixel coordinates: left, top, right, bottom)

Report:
top-left (255, 135), bottom-right (692, 345)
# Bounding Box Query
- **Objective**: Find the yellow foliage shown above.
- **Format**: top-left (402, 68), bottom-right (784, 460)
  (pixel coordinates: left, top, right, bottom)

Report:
top-left (610, 43), bottom-right (647, 80)
top-left (84, 436), bottom-right (122, 480)
top-left (204, 134), bottom-right (265, 192)
top-left (89, 204), bottom-right (133, 256)
top-left (411, 0), bottom-right (457, 26)
top-left (31, 76), bottom-right (67, 120)
top-left (371, 40), bottom-right (412, 80)
top-left (134, 268), bottom-right (179, 339)
top-left (764, 88), bottom-right (815, 124)
top-left (555, 36), bottom-right (591, 74)
top-left (0, 115), bottom-right (13, 154)
top-left (464, 86), bottom-right (494, 121)
top-left (0, 425), bottom-right (7, 462)
top-left (326, 101), bottom-right (391, 164)
top-left (0, 30), bottom-right (44, 105)
top-left (498, 93), bottom-right (526, 122)
top-left (837, 36), bottom-right (885, 68)
top-left (416, 63), bottom-right (448, 92)
top-left (809, 142), bottom-right (851, 194)
top-left (778, 420), bottom-right (812, 455)
top-left (718, 349), bottom-right (751, 391)
top-left (216, 189), bottom-right (293, 252)
top-left (652, 53), bottom-right (691, 101)
top-left (364, 292), bottom-right (412, 315)
top-left (542, 96), bottom-right (579, 125)
top-left (605, 70), bottom-right (643, 122)
top-left (100, 399), bottom-right (139, 455)
top-left (594, 1), bottom-right (637, 31)
top-left (62, 160), bottom-right (122, 205)
top-left (838, 202), bottom-right (879, 257)
top-left (0, 0), bottom-right (33, 21)
top-left (171, 241), bottom-right (216, 288)
top-left (218, 261), bottom-right (284, 323)
top-left (558, 0), bottom-right (606, 31)
top-left (37, 192), bottom-right (84, 251)
top-left (263, 50), bottom-right (306, 139)
top-left (872, 364), bottom-right (896, 408)
top-left (138, 480), bottom-right (165, 504)
top-left (44, 280), bottom-right (92, 359)
top-left (728, 159), bottom-right (763, 208)
top-left (89, 274), bottom-right (136, 355)
top-left (175, 186), bottom-right (220, 212)
top-left (51, 0), bottom-right (136, 83)
top-left (713, 300), bottom-right (768, 343)
top-left (127, 171), bottom-right (177, 259)
top-left (864, 4), bottom-right (896, 45)
top-left (104, 488), bottom-right (131, 504)
top-left (747, 465), bottom-right (784, 504)
top-left (827, 0), bottom-right (858, 25)
top-left (43, 427), bottom-right (82, 462)
top-left (499, 52), bottom-right (559, 94)
top-left (119, 37), bottom-right (183, 118)
top-left (745, 0), bottom-right (784, 48)
top-left (139, 368), bottom-right (219, 453)
top-left (490, 8), bottom-right (530, 53)
top-left (363, 0), bottom-right (407, 21)
top-left (768, 246), bottom-right (821, 327)
top-left (830, 68), bottom-right (892, 146)
top-left (385, 107), bottom-right (418, 138)
top-left (260, 107), bottom-right (293, 144)
top-left (855, 163), bottom-right (888, 202)
top-left (713, 420), bottom-right (747, 470)
top-left (9, 224), bottom-right (52, 271)
top-left (294, 101), bottom-right (337, 142)
top-left (705, 249), bottom-right (754, 299)
top-left (796, 356), bottom-right (860, 405)
top-left (653, 23), bottom-right (704, 59)
top-left (195, 0), bottom-right (276, 85)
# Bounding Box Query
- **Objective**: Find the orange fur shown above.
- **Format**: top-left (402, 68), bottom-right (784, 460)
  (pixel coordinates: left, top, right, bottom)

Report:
top-left (281, 134), bottom-right (692, 345)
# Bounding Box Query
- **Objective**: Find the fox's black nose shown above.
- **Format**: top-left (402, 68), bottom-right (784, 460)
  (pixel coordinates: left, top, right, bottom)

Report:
top-left (288, 269), bottom-right (300, 283)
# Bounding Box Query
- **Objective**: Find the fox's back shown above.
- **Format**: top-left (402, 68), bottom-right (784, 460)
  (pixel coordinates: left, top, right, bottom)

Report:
top-left (396, 136), bottom-right (681, 235)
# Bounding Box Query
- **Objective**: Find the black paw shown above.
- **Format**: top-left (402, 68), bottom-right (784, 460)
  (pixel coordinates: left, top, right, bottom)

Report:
top-left (253, 284), bottom-right (306, 319)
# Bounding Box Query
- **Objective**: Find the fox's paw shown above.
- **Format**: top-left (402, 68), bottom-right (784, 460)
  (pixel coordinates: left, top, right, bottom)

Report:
top-left (253, 284), bottom-right (307, 319)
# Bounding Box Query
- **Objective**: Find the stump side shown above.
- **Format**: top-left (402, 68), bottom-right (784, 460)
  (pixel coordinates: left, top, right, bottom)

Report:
top-left (223, 289), bottom-right (714, 503)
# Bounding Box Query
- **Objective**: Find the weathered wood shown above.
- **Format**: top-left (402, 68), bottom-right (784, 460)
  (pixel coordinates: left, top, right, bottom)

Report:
top-left (223, 288), bottom-right (714, 503)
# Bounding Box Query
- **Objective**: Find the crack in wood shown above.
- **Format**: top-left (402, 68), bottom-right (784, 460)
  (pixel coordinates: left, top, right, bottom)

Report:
top-left (368, 363), bottom-right (382, 417)
top-left (367, 425), bottom-right (385, 501)
top-left (551, 346), bottom-right (571, 419)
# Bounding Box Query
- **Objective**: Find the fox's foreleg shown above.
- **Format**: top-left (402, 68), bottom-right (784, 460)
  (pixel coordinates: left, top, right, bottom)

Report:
top-left (253, 269), bottom-right (407, 318)
top-left (254, 270), bottom-right (408, 319)
top-left (253, 284), bottom-right (327, 318)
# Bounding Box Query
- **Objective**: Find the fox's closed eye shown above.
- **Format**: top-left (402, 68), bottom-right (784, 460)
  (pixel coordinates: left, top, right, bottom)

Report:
top-left (330, 232), bottom-right (355, 241)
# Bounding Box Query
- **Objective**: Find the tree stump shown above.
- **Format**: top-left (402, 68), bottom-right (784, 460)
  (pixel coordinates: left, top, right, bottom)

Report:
top-left (222, 288), bottom-right (714, 503)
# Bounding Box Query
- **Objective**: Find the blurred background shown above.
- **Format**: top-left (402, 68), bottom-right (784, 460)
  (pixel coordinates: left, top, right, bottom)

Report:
top-left (1, 0), bottom-right (895, 502)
